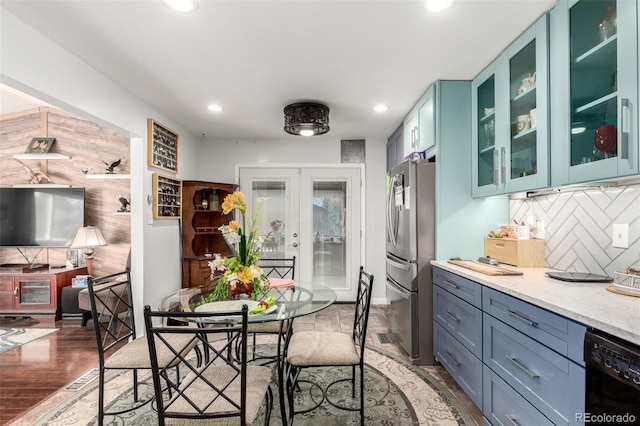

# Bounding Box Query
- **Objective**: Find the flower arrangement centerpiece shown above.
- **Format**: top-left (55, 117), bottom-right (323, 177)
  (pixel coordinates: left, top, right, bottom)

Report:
top-left (207, 191), bottom-right (271, 301)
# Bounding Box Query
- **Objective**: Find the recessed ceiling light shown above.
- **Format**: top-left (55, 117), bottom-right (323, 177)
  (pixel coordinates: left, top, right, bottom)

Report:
top-left (165, 0), bottom-right (198, 13)
top-left (374, 104), bottom-right (389, 112)
top-left (426, 0), bottom-right (453, 12)
top-left (207, 104), bottom-right (223, 112)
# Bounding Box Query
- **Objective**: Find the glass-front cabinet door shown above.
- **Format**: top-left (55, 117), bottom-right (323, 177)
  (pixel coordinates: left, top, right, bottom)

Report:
top-left (472, 65), bottom-right (499, 197)
top-left (551, 0), bottom-right (638, 185)
top-left (472, 15), bottom-right (549, 197)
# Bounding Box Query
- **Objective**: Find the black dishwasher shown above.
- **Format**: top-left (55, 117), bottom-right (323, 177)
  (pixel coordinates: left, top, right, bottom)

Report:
top-left (584, 329), bottom-right (640, 424)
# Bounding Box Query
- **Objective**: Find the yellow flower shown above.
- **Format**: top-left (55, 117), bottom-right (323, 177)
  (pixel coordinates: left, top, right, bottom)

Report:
top-left (222, 191), bottom-right (246, 215)
top-left (236, 266), bottom-right (254, 284)
top-left (228, 220), bottom-right (240, 232)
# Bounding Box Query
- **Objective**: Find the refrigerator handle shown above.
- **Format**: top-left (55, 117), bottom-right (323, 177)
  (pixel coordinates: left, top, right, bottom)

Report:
top-left (386, 175), bottom-right (397, 246)
top-left (386, 257), bottom-right (411, 271)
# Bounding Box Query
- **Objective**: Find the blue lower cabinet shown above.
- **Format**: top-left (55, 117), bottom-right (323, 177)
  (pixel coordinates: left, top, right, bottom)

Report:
top-left (483, 365), bottom-right (554, 426)
top-left (434, 283), bottom-right (483, 357)
top-left (483, 314), bottom-right (585, 425)
top-left (434, 322), bottom-right (482, 408)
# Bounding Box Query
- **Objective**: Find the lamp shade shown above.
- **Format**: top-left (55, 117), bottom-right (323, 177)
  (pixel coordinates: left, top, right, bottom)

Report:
top-left (284, 102), bottom-right (330, 136)
top-left (71, 226), bottom-right (107, 252)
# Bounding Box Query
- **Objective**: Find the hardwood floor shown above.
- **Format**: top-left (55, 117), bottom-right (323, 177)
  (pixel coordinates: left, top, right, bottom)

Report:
top-left (0, 317), bottom-right (98, 425)
top-left (0, 306), bottom-right (482, 425)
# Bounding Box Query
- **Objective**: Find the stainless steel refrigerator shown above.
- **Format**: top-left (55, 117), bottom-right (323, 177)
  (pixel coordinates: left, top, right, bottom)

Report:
top-left (386, 159), bottom-right (435, 365)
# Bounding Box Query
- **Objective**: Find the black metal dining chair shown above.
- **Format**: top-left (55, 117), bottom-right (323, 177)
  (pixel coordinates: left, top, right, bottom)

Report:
top-left (86, 270), bottom-right (196, 426)
top-left (283, 266), bottom-right (374, 425)
top-left (143, 304), bottom-right (273, 425)
top-left (247, 256), bottom-right (296, 362)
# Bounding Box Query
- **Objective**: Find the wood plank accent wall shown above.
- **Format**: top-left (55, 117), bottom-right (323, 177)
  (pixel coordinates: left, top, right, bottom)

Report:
top-left (0, 108), bottom-right (131, 276)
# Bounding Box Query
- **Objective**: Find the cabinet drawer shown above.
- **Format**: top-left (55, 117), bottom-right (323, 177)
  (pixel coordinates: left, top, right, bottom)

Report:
top-left (433, 267), bottom-right (482, 308)
top-left (483, 314), bottom-right (585, 425)
top-left (483, 288), bottom-right (586, 363)
top-left (434, 284), bottom-right (482, 358)
top-left (483, 365), bottom-right (553, 426)
top-left (434, 322), bottom-right (482, 409)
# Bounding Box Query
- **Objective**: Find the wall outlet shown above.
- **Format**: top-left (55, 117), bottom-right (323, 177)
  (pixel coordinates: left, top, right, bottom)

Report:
top-left (612, 224), bottom-right (629, 249)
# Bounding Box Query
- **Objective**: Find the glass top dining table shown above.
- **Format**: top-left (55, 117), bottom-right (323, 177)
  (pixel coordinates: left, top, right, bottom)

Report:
top-left (158, 281), bottom-right (337, 325)
top-left (158, 281), bottom-right (337, 425)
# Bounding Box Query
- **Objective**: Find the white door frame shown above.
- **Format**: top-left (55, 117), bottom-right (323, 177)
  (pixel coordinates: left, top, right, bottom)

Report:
top-left (236, 163), bottom-right (366, 300)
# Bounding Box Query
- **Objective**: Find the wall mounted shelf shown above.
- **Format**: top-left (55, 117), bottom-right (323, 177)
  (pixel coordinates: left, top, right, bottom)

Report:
top-left (13, 153), bottom-right (70, 160)
top-left (86, 174), bottom-right (131, 179)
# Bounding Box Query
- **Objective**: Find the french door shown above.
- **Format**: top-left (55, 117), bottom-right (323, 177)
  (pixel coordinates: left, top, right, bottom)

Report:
top-left (239, 167), bottom-right (362, 301)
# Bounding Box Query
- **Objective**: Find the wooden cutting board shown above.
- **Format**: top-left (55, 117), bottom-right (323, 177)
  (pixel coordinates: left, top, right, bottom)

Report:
top-left (448, 259), bottom-right (523, 276)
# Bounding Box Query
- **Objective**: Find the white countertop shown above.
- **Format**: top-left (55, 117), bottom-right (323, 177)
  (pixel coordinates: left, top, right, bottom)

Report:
top-left (431, 260), bottom-right (640, 346)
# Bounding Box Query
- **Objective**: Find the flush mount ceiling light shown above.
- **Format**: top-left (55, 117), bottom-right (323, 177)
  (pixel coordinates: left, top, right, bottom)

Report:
top-left (165, 0), bottom-right (198, 12)
top-left (283, 102), bottom-right (330, 137)
top-left (426, 0), bottom-right (453, 12)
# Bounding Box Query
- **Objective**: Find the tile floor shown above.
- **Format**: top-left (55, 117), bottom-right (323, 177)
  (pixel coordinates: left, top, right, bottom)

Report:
top-left (292, 303), bottom-right (483, 425)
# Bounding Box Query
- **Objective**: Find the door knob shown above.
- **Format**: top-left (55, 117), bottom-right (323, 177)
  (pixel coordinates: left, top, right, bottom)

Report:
top-left (292, 242), bottom-right (298, 248)
top-left (293, 233), bottom-right (298, 238)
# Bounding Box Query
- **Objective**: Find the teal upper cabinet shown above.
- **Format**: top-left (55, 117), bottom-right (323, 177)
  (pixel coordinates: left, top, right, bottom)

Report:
top-left (550, 0), bottom-right (638, 185)
top-left (472, 15), bottom-right (550, 197)
top-left (403, 84), bottom-right (437, 159)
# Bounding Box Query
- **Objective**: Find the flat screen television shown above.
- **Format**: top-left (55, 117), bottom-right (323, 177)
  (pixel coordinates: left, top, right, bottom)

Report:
top-left (0, 187), bottom-right (85, 247)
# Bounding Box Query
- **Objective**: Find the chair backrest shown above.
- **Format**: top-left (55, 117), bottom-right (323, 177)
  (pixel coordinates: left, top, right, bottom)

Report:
top-left (86, 270), bottom-right (135, 365)
top-left (258, 256), bottom-right (296, 279)
top-left (143, 305), bottom-right (250, 425)
top-left (353, 266), bottom-right (374, 358)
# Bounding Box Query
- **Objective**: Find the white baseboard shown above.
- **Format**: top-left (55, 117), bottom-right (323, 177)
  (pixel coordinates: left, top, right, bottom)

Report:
top-left (371, 298), bottom-right (389, 305)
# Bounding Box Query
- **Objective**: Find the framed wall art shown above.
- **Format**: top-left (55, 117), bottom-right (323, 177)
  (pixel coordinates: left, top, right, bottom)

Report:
top-left (25, 137), bottom-right (55, 153)
top-left (152, 173), bottom-right (182, 219)
top-left (147, 119), bottom-right (179, 173)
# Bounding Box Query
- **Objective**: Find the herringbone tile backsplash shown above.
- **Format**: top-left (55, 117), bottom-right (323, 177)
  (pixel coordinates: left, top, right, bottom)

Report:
top-left (510, 184), bottom-right (640, 276)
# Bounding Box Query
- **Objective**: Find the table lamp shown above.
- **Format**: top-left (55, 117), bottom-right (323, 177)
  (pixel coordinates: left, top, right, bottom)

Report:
top-left (71, 226), bottom-right (107, 275)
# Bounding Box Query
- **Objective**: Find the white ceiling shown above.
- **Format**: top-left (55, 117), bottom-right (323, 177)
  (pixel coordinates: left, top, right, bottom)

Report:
top-left (1, 0), bottom-right (557, 141)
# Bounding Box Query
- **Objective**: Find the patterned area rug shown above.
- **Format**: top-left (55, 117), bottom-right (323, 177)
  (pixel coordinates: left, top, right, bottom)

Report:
top-left (0, 327), bottom-right (57, 354)
top-left (9, 344), bottom-right (475, 426)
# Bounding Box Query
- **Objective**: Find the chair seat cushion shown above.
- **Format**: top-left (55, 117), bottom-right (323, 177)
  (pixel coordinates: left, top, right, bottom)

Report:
top-left (164, 365), bottom-right (272, 425)
top-left (247, 321), bottom-right (285, 333)
top-left (287, 331), bottom-right (360, 367)
top-left (105, 333), bottom-right (195, 369)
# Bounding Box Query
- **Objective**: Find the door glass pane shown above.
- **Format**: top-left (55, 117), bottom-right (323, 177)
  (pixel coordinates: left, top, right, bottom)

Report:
top-left (477, 75), bottom-right (495, 187)
top-left (510, 40), bottom-right (537, 179)
top-left (250, 180), bottom-right (287, 259)
top-left (312, 180), bottom-right (347, 288)
top-left (570, 0), bottom-right (618, 166)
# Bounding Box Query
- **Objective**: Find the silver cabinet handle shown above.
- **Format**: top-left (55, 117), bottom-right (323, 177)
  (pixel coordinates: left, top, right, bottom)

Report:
top-left (445, 351), bottom-right (461, 367)
top-left (493, 149), bottom-right (499, 185)
top-left (505, 355), bottom-right (539, 379)
top-left (444, 280), bottom-right (460, 290)
top-left (506, 310), bottom-right (538, 327)
top-left (620, 98), bottom-right (630, 160)
top-left (500, 146), bottom-right (506, 184)
top-left (505, 415), bottom-right (521, 426)
top-left (445, 311), bottom-right (461, 323)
